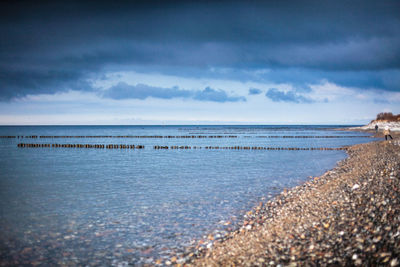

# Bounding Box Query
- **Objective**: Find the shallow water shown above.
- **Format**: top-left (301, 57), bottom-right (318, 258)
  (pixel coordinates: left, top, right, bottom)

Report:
top-left (0, 125), bottom-right (375, 265)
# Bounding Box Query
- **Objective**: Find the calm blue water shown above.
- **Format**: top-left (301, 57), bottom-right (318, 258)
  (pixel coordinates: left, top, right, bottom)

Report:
top-left (0, 125), bottom-right (375, 265)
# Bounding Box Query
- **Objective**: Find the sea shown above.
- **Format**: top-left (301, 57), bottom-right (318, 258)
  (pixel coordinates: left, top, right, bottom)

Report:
top-left (0, 125), bottom-right (376, 266)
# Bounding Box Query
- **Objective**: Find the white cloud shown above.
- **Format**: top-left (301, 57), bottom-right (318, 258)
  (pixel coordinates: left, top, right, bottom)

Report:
top-left (20, 90), bottom-right (100, 103)
top-left (308, 80), bottom-right (356, 102)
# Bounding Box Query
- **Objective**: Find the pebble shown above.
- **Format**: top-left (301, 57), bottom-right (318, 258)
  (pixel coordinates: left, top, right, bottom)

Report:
top-left (351, 184), bottom-right (360, 190)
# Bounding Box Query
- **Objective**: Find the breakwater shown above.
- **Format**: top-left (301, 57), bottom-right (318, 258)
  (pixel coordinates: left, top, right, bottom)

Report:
top-left (17, 143), bottom-right (346, 151)
top-left (154, 145), bottom-right (347, 150)
top-left (17, 143), bottom-right (145, 149)
top-left (2, 135), bottom-right (370, 139)
top-left (5, 135), bottom-right (238, 139)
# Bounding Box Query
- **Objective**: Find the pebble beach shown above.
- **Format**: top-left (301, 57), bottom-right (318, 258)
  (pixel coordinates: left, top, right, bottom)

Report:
top-left (188, 135), bottom-right (400, 266)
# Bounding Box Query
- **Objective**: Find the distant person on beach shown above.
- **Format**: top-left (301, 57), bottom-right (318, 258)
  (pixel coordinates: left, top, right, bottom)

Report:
top-left (384, 126), bottom-right (393, 140)
top-left (375, 124), bottom-right (378, 133)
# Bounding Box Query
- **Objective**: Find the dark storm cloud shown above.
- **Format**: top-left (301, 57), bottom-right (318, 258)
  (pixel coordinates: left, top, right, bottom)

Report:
top-left (266, 88), bottom-right (314, 104)
top-left (0, 0), bottom-right (399, 99)
top-left (257, 68), bottom-right (400, 92)
top-left (102, 82), bottom-right (245, 102)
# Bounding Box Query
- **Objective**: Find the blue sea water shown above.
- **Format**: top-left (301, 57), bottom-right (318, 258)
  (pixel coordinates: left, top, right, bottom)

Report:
top-left (0, 125), bottom-right (375, 265)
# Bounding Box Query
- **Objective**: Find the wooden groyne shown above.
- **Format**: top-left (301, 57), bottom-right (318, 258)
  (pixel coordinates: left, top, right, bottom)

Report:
top-left (2, 135), bottom-right (371, 139)
top-left (17, 143), bottom-right (347, 151)
top-left (154, 145), bottom-right (347, 151)
top-left (26, 135), bottom-right (238, 139)
top-left (17, 143), bottom-right (144, 149)
top-left (255, 135), bottom-right (371, 138)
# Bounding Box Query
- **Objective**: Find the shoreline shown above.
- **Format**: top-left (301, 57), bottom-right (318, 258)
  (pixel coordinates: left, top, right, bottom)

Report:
top-left (347, 121), bottom-right (400, 132)
top-left (184, 133), bottom-right (400, 266)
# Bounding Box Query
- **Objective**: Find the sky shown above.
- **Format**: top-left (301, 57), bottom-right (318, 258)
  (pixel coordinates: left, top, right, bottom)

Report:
top-left (0, 0), bottom-right (399, 125)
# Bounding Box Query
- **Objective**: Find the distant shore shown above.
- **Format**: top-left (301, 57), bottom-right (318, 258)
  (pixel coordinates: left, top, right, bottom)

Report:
top-left (349, 121), bottom-right (400, 132)
top-left (186, 134), bottom-right (400, 266)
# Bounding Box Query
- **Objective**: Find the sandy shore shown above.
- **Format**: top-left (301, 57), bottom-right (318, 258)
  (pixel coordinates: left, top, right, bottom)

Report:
top-left (186, 136), bottom-right (400, 266)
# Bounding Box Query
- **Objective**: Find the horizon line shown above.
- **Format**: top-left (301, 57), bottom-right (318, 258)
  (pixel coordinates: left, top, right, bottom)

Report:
top-left (0, 124), bottom-right (362, 127)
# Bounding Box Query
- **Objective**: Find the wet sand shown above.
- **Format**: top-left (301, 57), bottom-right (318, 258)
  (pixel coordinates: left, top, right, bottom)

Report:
top-left (188, 136), bottom-right (400, 266)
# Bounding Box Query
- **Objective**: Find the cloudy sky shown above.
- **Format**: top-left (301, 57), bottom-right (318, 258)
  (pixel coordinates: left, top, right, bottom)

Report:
top-left (0, 0), bottom-right (399, 125)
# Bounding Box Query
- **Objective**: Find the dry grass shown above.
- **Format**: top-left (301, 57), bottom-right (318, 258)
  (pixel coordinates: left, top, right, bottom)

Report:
top-left (374, 112), bottom-right (400, 122)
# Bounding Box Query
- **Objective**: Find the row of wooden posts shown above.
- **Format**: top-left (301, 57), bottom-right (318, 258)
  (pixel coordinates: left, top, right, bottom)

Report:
top-left (17, 143), bottom-right (144, 149)
top-left (4, 135), bottom-right (238, 139)
top-left (17, 143), bottom-right (347, 151)
top-left (154, 146), bottom-right (347, 150)
top-left (3, 135), bottom-right (369, 139)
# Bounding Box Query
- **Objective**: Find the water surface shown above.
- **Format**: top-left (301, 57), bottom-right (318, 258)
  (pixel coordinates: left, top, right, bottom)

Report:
top-left (0, 125), bottom-right (375, 265)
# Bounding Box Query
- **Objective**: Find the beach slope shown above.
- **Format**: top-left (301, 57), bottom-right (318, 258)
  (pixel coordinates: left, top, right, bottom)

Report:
top-left (191, 140), bottom-right (400, 266)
